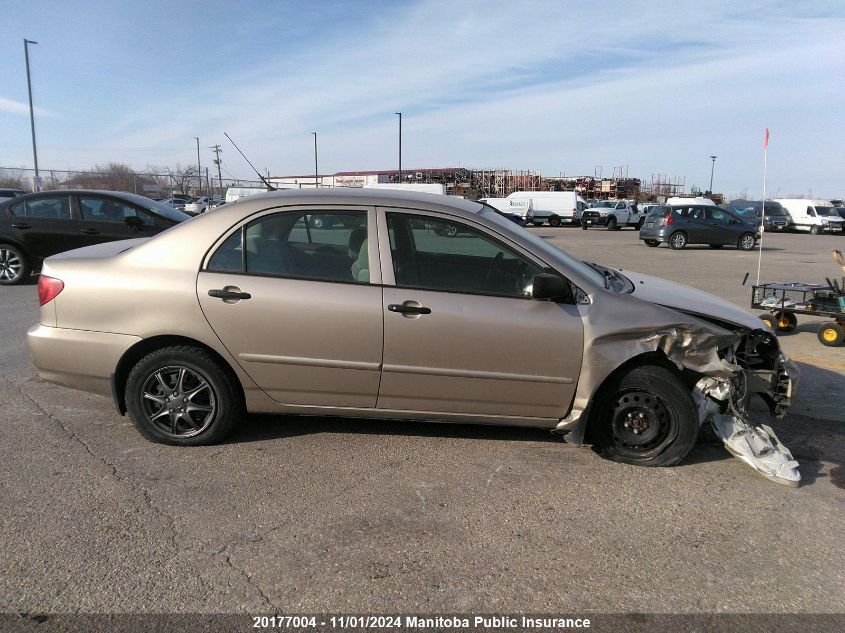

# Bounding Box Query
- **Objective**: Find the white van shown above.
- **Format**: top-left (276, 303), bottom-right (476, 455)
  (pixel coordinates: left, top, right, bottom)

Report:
top-left (665, 196), bottom-right (716, 207)
top-left (775, 198), bottom-right (845, 234)
top-left (478, 197), bottom-right (532, 220)
top-left (507, 191), bottom-right (587, 226)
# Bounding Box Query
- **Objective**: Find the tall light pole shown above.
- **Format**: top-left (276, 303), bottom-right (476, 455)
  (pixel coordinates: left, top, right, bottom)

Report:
top-left (24, 39), bottom-right (39, 182)
top-left (312, 132), bottom-right (318, 188)
top-left (395, 112), bottom-right (402, 182)
top-left (194, 137), bottom-right (202, 196)
top-left (708, 155), bottom-right (717, 194)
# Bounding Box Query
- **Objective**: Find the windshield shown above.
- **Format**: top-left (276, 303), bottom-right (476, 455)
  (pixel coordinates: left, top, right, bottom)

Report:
top-left (593, 201), bottom-right (614, 208)
top-left (479, 206), bottom-right (606, 287)
top-left (121, 193), bottom-right (191, 221)
top-left (815, 206), bottom-right (838, 217)
top-left (727, 200), bottom-right (787, 217)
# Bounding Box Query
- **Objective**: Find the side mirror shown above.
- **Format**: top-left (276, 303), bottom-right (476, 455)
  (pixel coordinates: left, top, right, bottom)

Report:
top-left (532, 273), bottom-right (571, 301)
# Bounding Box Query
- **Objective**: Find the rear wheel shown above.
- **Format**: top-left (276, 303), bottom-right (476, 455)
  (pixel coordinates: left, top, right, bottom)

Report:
top-left (589, 365), bottom-right (698, 467)
top-left (125, 346), bottom-right (243, 445)
top-left (669, 232), bottom-right (687, 250)
top-left (818, 323), bottom-right (844, 347)
top-left (738, 233), bottom-right (756, 250)
top-left (0, 244), bottom-right (30, 286)
top-left (548, 215), bottom-right (561, 227)
top-left (758, 313), bottom-right (777, 330)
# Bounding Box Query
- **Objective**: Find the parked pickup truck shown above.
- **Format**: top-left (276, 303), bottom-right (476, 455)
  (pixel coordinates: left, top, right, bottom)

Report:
top-left (581, 200), bottom-right (645, 230)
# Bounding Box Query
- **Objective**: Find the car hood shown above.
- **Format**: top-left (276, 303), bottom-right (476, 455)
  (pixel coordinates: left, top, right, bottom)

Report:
top-left (620, 269), bottom-right (761, 330)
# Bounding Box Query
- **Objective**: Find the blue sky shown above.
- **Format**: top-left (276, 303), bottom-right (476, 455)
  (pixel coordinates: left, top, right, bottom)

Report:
top-left (1, 0), bottom-right (843, 198)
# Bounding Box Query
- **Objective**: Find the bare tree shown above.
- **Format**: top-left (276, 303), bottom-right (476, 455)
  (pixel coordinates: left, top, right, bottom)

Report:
top-left (171, 164), bottom-right (199, 195)
top-left (0, 169), bottom-right (26, 189)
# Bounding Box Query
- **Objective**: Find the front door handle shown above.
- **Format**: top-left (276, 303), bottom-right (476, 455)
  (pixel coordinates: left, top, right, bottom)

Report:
top-left (11, 222), bottom-right (31, 229)
top-left (388, 303), bottom-right (431, 315)
top-left (80, 227), bottom-right (99, 235)
top-left (208, 288), bottom-right (251, 301)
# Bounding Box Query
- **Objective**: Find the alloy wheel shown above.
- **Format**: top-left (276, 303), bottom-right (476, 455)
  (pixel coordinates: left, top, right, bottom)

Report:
top-left (0, 248), bottom-right (23, 282)
top-left (140, 365), bottom-right (216, 438)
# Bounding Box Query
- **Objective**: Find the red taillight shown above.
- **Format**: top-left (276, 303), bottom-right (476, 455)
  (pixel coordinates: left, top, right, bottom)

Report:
top-left (664, 213), bottom-right (674, 226)
top-left (38, 275), bottom-right (64, 306)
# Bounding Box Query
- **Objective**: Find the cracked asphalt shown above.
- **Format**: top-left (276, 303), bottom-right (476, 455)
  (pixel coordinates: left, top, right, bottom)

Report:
top-left (1, 228), bottom-right (843, 615)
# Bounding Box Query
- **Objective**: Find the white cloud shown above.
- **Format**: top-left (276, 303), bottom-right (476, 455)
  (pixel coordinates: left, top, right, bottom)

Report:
top-left (30, 1), bottom-right (845, 196)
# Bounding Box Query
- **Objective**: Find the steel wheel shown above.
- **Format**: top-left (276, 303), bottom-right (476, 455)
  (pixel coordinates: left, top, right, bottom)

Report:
top-left (610, 390), bottom-right (675, 457)
top-left (140, 365), bottom-right (216, 438)
top-left (0, 247), bottom-right (25, 283)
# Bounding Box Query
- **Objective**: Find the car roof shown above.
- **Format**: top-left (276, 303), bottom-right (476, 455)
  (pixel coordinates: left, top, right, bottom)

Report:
top-left (1, 189), bottom-right (146, 202)
top-left (238, 187), bottom-right (484, 217)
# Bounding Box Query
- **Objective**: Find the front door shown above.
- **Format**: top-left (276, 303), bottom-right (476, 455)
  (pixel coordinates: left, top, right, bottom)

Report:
top-left (197, 207), bottom-right (383, 408)
top-left (76, 195), bottom-right (160, 246)
top-left (377, 210), bottom-right (583, 420)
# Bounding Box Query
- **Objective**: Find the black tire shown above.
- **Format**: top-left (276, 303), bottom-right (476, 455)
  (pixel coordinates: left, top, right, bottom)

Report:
top-left (810, 225), bottom-right (821, 235)
top-left (581, 221), bottom-right (589, 230)
top-left (125, 345), bottom-right (243, 446)
top-left (709, 244), bottom-right (724, 249)
top-left (668, 231), bottom-right (687, 250)
top-left (758, 313), bottom-right (777, 330)
top-left (548, 215), bottom-right (561, 228)
top-left (774, 311), bottom-right (798, 333)
top-left (606, 216), bottom-right (617, 231)
top-left (817, 323), bottom-right (845, 347)
top-left (737, 232), bottom-right (756, 250)
top-left (644, 239), bottom-right (660, 247)
top-left (589, 365), bottom-right (699, 467)
top-left (0, 244), bottom-right (31, 286)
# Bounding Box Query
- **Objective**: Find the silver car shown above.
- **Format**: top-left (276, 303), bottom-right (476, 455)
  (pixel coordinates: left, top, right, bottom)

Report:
top-left (26, 189), bottom-right (799, 483)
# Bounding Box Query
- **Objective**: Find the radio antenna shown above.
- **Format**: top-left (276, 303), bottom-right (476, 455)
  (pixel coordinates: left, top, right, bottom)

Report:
top-left (224, 132), bottom-right (276, 190)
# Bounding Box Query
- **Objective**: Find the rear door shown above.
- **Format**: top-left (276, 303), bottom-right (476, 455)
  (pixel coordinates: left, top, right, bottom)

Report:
top-left (5, 194), bottom-right (79, 259)
top-left (76, 194), bottom-right (161, 246)
top-left (376, 209), bottom-right (583, 421)
top-left (197, 206), bottom-right (384, 408)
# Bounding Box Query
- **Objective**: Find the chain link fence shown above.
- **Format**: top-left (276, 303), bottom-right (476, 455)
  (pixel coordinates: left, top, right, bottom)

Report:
top-left (0, 166), bottom-right (265, 198)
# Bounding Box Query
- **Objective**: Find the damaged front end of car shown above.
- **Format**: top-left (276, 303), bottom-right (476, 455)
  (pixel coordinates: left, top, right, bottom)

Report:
top-left (558, 307), bottom-right (800, 486)
top-left (692, 325), bottom-right (800, 486)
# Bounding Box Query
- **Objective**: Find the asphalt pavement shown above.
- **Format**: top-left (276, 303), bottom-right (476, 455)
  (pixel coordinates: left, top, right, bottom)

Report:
top-left (0, 227), bottom-right (843, 617)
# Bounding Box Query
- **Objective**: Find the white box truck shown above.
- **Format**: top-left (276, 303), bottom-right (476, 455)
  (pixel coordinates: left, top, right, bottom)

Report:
top-left (478, 197), bottom-right (532, 220)
top-left (774, 198), bottom-right (845, 234)
top-left (507, 191), bottom-right (586, 226)
top-left (364, 183), bottom-right (446, 195)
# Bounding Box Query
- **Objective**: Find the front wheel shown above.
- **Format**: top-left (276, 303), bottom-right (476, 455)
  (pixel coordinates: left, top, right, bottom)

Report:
top-left (738, 233), bottom-right (756, 250)
top-left (588, 365), bottom-right (699, 467)
top-left (125, 346), bottom-right (243, 445)
top-left (606, 217), bottom-right (617, 231)
top-left (0, 244), bottom-right (31, 285)
top-left (810, 225), bottom-right (821, 235)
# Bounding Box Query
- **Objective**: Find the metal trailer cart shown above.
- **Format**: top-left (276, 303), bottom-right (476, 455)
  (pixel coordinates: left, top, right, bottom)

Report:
top-left (751, 281), bottom-right (845, 346)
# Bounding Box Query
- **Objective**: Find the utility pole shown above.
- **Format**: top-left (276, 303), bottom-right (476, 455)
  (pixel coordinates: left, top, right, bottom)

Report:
top-left (312, 132), bottom-right (318, 188)
top-left (24, 39), bottom-right (39, 184)
top-left (709, 155), bottom-right (717, 194)
top-left (395, 112), bottom-right (402, 182)
top-left (211, 144), bottom-right (223, 195)
top-left (194, 137), bottom-right (202, 196)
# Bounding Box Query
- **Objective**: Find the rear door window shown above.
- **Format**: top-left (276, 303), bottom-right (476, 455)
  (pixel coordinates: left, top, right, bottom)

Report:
top-left (9, 196), bottom-right (73, 220)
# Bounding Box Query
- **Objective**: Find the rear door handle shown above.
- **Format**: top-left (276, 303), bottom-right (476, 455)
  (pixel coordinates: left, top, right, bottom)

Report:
top-left (11, 222), bottom-right (31, 229)
top-left (80, 227), bottom-right (99, 235)
top-left (208, 288), bottom-right (251, 300)
top-left (388, 303), bottom-right (431, 315)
